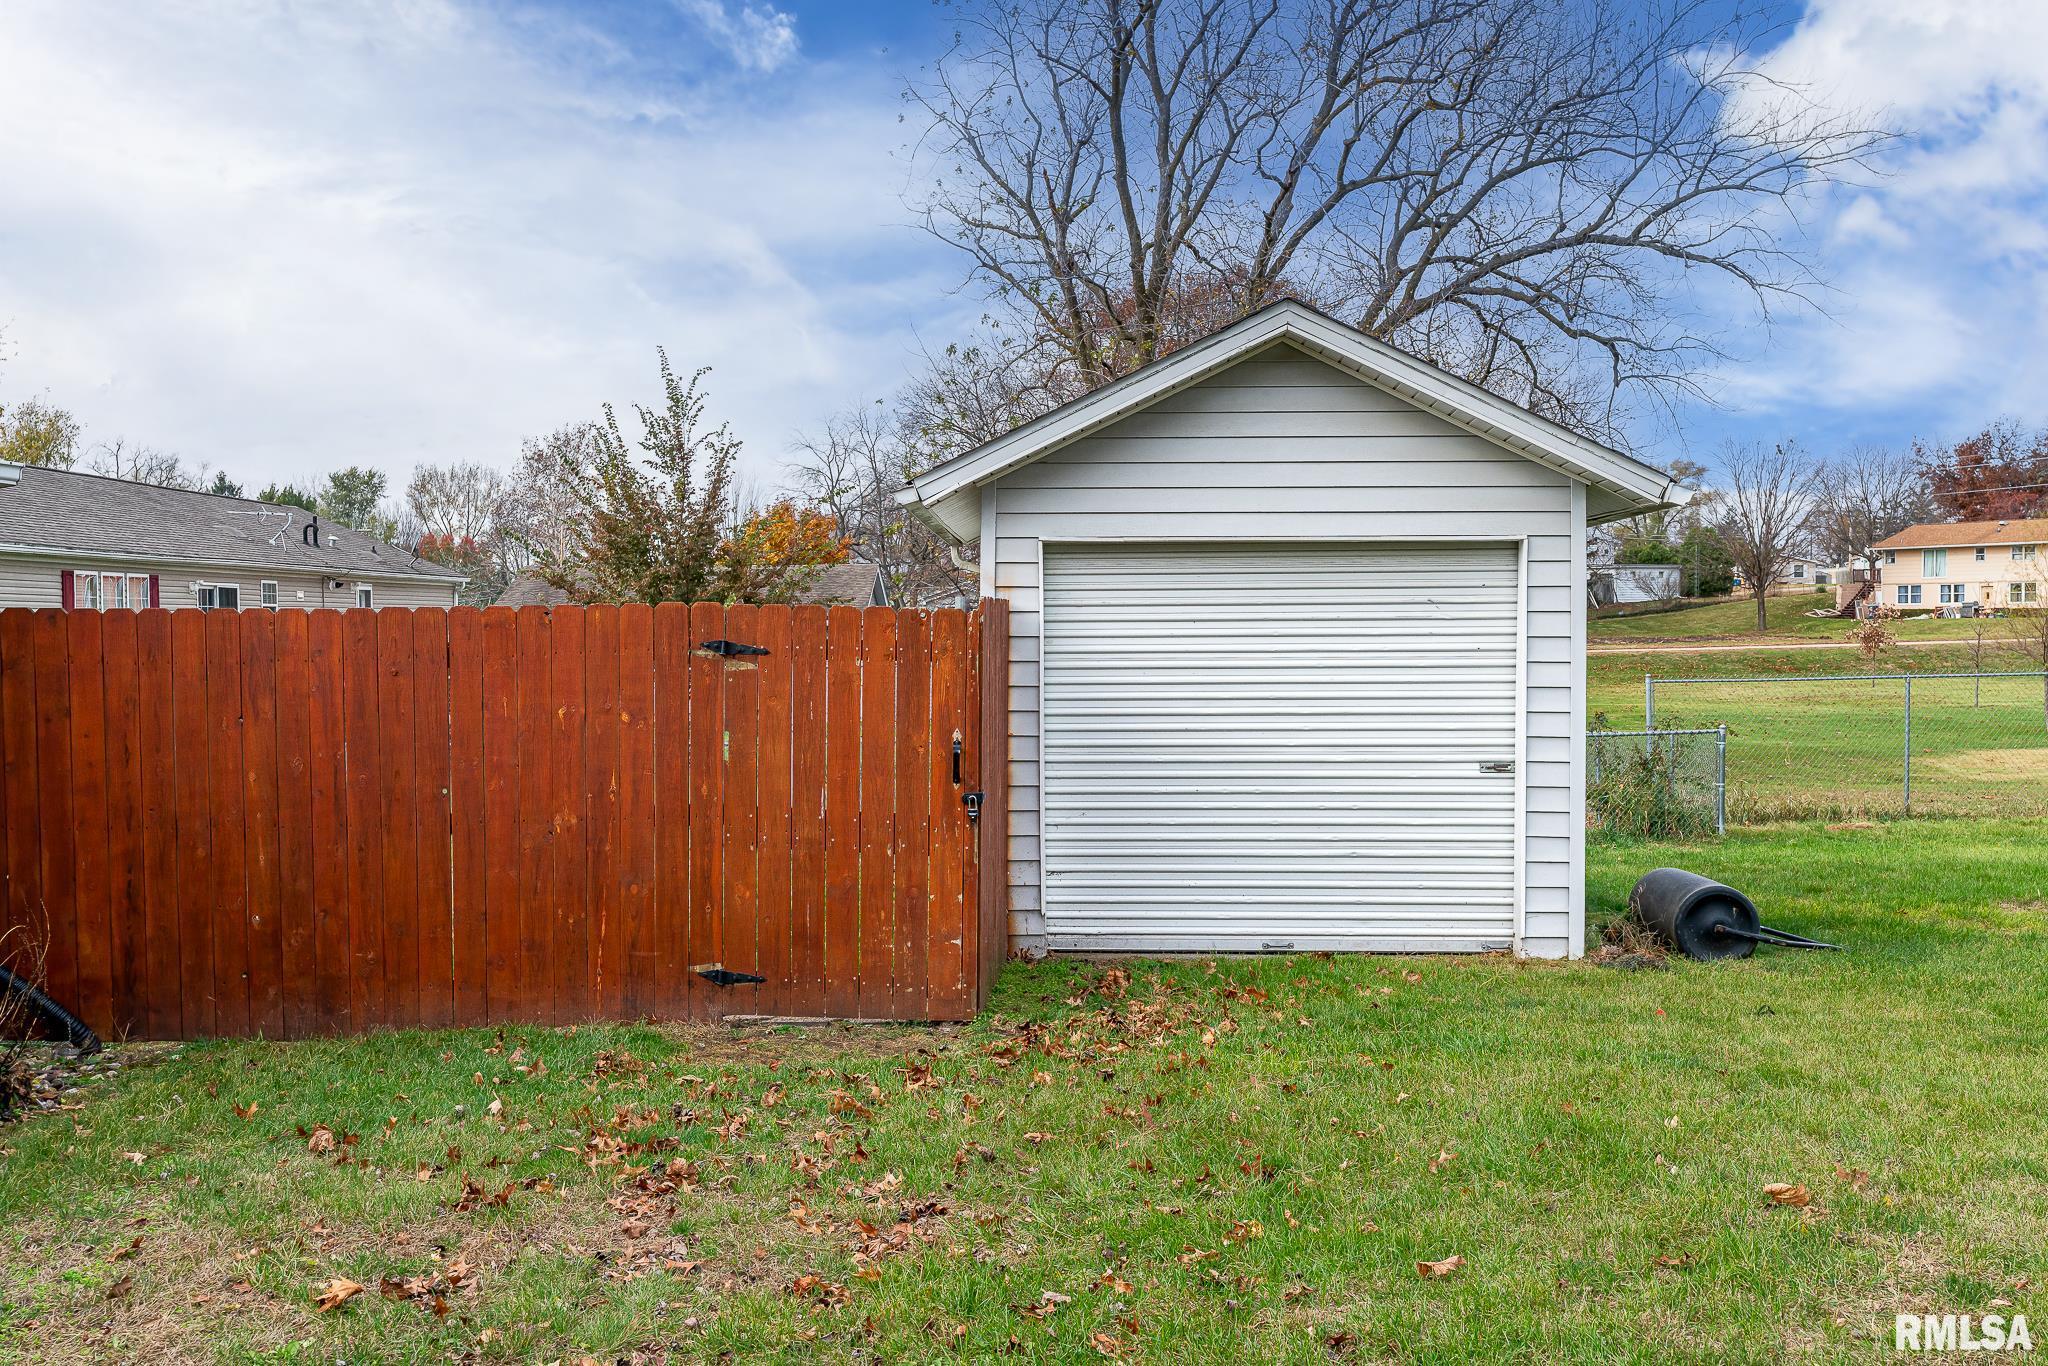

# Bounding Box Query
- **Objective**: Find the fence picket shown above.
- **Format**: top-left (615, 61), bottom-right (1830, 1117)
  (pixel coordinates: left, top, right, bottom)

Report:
top-left (203, 608), bottom-right (250, 1037)
top-left (273, 611), bottom-right (317, 1038)
top-left (135, 610), bottom-right (179, 1040)
top-left (238, 609), bottom-right (284, 1037)
top-left (617, 604), bottom-right (658, 1016)
top-left (754, 607), bottom-right (794, 1017)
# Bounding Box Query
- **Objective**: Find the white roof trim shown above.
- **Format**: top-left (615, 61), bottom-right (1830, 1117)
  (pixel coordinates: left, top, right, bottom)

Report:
top-left (901, 301), bottom-right (1681, 539)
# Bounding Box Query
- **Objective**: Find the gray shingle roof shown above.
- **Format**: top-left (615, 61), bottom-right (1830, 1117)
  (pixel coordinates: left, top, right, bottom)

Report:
top-left (495, 561), bottom-right (889, 608)
top-left (0, 463), bottom-right (464, 580)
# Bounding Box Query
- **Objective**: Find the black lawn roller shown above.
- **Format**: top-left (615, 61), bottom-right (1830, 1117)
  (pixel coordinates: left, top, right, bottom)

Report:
top-left (1628, 868), bottom-right (1839, 961)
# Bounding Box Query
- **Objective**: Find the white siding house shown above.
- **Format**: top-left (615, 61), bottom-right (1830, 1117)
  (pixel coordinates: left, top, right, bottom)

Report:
top-left (0, 463), bottom-right (464, 610)
top-left (901, 303), bottom-right (1683, 960)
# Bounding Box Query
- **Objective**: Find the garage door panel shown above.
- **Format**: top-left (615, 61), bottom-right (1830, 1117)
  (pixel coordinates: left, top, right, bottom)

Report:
top-left (1042, 542), bottom-right (1519, 952)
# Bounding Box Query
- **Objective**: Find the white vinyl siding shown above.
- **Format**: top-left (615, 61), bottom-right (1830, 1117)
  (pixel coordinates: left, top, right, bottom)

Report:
top-left (985, 342), bottom-right (1583, 958)
top-left (0, 552), bottom-right (460, 611)
top-left (1041, 543), bottom-right (1519, 952)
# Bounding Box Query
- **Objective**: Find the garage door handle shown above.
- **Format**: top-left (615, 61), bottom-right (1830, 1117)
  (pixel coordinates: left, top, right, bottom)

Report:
top-left (1479, 761), bottom-right (1515, 774)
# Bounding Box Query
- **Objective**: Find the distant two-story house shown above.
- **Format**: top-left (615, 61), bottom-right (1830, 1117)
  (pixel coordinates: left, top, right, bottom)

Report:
top-left (1871, 518), bottom-right (2047, 611)
top-left (0, 461), bottom-right (464, 611)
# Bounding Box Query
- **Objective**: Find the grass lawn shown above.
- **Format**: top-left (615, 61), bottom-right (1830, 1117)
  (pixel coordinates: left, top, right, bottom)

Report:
top-left (4, 821), bottom-right (2045, 1363)
top-left (1588, 647), bottom-right (2048, 821)
top-left (1591, 594), bottom-right (1995, 644)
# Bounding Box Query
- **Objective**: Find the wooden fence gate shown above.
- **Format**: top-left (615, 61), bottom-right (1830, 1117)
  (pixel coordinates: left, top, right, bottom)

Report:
top-left (0, 599), bottom-right (1010, 1039)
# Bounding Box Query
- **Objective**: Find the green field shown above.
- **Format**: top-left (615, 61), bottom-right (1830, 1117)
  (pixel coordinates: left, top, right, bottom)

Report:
top-left (1592, 593), bottom-right (1995, 643)
top-left (1589, 645), bottom-right (2048, 821)
top-left (2, 820), bottom-right (2045, 1363)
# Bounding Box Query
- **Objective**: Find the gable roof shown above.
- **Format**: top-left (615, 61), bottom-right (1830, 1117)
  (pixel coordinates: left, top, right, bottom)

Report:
top-left (1873, 518), bottom-right (2048, 551)
top-left (898, 300), bottom-right (1686, 540)
top-left (495, 561), bottom-right (890, 609)
top-left (0, 462), bottom-right (465, 582)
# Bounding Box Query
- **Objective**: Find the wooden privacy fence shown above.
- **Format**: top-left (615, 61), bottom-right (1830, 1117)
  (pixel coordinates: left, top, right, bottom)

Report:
top-left (0, 599), bottom-right (1010, 1040)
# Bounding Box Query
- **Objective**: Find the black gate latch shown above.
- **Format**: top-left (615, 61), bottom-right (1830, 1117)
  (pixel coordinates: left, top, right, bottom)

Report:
top-left (699, 639), bottom-right (769, 658)
top-left (693, 962), bottom-right (767, 987)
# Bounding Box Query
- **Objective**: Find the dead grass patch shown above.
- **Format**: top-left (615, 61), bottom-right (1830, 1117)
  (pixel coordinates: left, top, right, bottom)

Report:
top-left (1918, 747), bottom-right (2048, 782)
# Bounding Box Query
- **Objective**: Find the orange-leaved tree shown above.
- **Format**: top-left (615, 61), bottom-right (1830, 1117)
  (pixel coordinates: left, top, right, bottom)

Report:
top-left (721, 499), bottom-right (851, 605)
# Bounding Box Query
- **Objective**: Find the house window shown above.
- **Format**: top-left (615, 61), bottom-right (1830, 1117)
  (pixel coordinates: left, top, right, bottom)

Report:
top-left (196, 584), bottom-right (241, 610)
top-left (1939, 583), bottom-right (1967, 604)
top-left (1791, 563), bottom-right (1806, 579)
top-left (1884, 550), bottom-right (1897, 565)
top-left (2014, 582), bottom-right (2041, 606)
top-left (75, 571), bottom-right (153, 610)
top-left (1895, 584), bottom-right (1922, 606)
top-left (1921, 548), bottom-right (1947, 576)
top-left (1975, 546), bottom-right (1987, 561)
top-left (355, 584), bottom-right (373, 608)
top-left (2015, 544), bottom-right (2039, 560)
top-left (261, 580), bottom-right (279, 609)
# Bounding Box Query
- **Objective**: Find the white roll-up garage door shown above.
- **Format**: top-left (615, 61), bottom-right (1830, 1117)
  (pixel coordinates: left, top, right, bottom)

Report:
top-left (1041, 542), bottom-right (1520, 952)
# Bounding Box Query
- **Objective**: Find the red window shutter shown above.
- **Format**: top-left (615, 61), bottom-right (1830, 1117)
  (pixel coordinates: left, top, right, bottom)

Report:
top-left (149, 574), bottom-right (161, 608)
top-left (60, 568), bottom-right (74, 610)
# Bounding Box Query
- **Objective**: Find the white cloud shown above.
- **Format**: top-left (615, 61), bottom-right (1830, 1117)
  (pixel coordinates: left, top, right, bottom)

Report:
top-left (1699, 0), bottom-right (2048, 437)
top-left (0, 0), bottom-right (954, 492)
top-left (677, 0), bottom-right (800, 73)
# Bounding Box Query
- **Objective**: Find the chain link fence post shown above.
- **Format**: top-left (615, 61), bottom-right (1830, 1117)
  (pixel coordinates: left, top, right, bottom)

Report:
top-left (1715, 724), bottom-right (1727, 835)
top-left (1902, 675), bottom-right (1912, 815)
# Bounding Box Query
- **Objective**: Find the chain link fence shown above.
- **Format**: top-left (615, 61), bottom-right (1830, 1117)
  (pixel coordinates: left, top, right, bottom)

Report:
top-left (1588, 728), bottom-right (1726, 836)
top-left (1643, 671), bottom-right (2048, 822)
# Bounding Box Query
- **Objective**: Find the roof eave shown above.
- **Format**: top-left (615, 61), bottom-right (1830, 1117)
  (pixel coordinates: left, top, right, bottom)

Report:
top-left (0, 539), bottom-right (467, 583)
top-left (905, 301), bottom-right (1674, 517)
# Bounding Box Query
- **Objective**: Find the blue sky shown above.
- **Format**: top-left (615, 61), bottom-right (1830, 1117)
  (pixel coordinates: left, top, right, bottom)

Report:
top-left (0, 0), bottom-right (2044, 493)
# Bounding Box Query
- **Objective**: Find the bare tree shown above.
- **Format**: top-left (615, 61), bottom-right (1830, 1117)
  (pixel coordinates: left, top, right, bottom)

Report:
top-left (503, 423), bottom-right (604, 574)
top-left (1714, 441), bottom-right (1819, 633)
top-left (909, 0), bottom-right (1886, 437)
top-left (85, 438), bottom-right (205, 489)
top-left (407, 461), bottom-right (509, 542)
top-left (1810, 446), bottom-right (1933, 580)
top-left (789, 402), bottom-right (975, 607)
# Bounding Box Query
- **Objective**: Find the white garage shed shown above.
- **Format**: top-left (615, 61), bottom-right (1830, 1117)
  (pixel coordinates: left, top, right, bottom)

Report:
top-left (902, 302), bottom-right (1685, 959)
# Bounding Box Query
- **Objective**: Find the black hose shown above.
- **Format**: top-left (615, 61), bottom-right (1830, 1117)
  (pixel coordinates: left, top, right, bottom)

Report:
top-left (0, 964), bottom-right (102, 1054)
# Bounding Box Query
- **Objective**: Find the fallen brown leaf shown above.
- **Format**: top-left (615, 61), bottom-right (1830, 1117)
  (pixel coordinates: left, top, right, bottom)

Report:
top-left (314, 1277), bottom-right (365, 1312)
top-left (1416, 1254), bottom-right (1465, 1278)
top-left (1763, 1182), bottom-right (1812, 1208)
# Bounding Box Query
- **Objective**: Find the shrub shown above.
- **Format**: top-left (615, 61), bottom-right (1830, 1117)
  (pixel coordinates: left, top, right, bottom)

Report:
top-left (1588, 739), bottom-right (1718, 839)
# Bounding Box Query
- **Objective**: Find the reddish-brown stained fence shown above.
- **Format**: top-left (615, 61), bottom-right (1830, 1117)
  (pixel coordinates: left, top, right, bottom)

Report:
top-left (0, 599), bottom-right (1011, 1039)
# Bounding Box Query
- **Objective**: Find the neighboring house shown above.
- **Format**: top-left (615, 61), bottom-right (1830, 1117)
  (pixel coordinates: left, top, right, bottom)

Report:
top-left (0, 462), bottom-right (463, 611)
top-left (1589, 563), bottom-right (1681, 606)
top-left (495, 561), bottom-right (892, 610)
top-left (900, 300), bottom-right (1685, 961)
top-left (1873, 518), bottom-right (2048, 610)
top-left (1732, 555), bottom-right (1827, 594)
